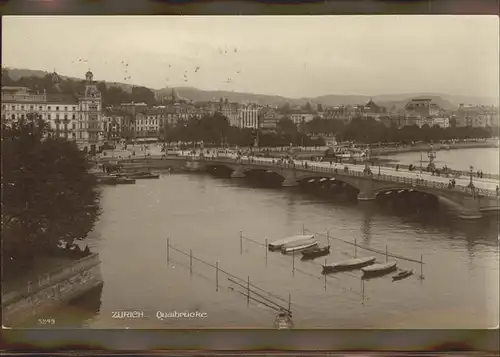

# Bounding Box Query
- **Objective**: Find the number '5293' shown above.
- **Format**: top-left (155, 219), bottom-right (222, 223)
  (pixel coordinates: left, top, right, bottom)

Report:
top-left (38, 318), bottom-right (56, 325)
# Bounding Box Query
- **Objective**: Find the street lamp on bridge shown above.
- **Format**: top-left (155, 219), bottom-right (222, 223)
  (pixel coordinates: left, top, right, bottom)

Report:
top-left (469, 165), bottom-right (476, 199)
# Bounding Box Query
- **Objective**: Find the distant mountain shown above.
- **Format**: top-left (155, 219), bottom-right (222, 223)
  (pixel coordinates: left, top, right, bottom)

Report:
top-left (3, 67), bottom-right (498, 108)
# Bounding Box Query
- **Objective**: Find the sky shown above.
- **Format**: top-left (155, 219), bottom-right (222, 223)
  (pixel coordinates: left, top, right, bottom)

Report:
top-left (2, 15), bottom-right (499, 99)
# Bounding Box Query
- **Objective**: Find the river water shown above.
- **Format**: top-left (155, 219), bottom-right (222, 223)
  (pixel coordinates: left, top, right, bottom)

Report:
top-left (40, 148), bottom-right (499, 329)
top-left (383, 146), bottom-right (500, 173)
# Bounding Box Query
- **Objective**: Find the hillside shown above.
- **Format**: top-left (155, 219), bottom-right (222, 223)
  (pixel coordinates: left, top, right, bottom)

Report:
top-left (3, 67), bottom-right (497, 108)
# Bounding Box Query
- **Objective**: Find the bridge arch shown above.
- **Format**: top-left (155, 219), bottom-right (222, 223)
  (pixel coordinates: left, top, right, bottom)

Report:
top-left (240, 167), bottom-right (286, 180)
top-left (372, 186), bottom-right (463, 211)
top-left (294, 172), bottom-right (363, 192)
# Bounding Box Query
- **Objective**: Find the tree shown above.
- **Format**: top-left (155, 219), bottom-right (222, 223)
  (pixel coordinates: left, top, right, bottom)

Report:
top-left (278, 102), bottom-right (291, 114)
top-left (303, 102), bottom-right (313, 113)
top-left (1, 68), bottom-right (16, 86)
top-left (317, 103), bottom-right (324, 112)
top-left (276, 117), bottom-right (297, 135)
top-left (131, 86), bottom-right (156, 106)
top-left (2, 114), bottom-right (101, 273)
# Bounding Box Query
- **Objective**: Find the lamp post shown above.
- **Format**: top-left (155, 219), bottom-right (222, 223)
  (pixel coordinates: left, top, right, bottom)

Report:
top-left (469, 165), bottom-right (474, 186)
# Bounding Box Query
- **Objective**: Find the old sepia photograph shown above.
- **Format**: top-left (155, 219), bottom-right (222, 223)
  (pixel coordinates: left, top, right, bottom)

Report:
top-left (1, 15), bottom-right (499, 330)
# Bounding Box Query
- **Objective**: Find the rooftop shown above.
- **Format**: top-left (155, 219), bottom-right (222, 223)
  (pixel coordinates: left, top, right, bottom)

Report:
top-left (46, 93), bottom-right (78, 104)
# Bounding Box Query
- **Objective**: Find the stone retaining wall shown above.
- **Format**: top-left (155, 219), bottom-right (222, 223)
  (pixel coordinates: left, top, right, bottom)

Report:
top-left (2, 253), bottom-right (103, 327)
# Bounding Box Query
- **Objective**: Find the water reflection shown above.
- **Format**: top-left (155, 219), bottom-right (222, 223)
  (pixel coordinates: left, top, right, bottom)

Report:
top-left (360, 206), bottom-right (373, 245)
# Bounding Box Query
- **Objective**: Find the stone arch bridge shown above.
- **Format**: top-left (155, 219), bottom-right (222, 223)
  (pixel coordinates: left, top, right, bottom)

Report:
top-left (131, 156), bottom-right (500, 220)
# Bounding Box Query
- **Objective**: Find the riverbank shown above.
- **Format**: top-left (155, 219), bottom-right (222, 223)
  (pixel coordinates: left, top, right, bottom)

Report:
top-left (2, 252), bottom-right (103, 327)
top-left (375, 140), bottom-right (499, 156)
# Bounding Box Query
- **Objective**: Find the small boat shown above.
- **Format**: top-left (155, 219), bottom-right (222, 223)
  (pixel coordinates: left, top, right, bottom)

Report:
top-left (392, 269), bottom-right (413, 281)
top-left (274, 309), bottom-right (293, 329)
top-left (115, 177), bottom-right (136, 184)
top-left (362, 261), bottom-right (398, 279)
top-left (268, 234), bottom-right (315, 251)
top-left (301, 245), bottom-right (331, 260)
top-left (322, 256), bottom-right (376, 274)
top-left (281, 240), bottom-right (318, 254)
top-left (129, 172), bottom-right (160, 179)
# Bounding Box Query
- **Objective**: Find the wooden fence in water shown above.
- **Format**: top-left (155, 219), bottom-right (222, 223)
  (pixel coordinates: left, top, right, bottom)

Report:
top-left (165, 238), bottom-right (294, 315)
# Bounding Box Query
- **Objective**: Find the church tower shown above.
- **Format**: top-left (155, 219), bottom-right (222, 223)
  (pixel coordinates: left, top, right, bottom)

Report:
top-left (78, 70), bottom-right (103, 150)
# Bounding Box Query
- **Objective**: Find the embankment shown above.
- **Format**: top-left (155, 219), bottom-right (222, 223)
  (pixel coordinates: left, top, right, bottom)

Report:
top-left (376, 140), bottom-right (499, 156)
top-left (2, 253), bottom-right (103, 327)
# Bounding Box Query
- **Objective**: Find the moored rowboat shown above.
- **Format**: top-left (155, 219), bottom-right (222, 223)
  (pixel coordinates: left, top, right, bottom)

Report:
top-left (301, 245), bottom-right (330, 260)
top-left (362, 261), bottom-right (398, 279)
top-left (392, 269), bottom-right (413, 281)
top-left (268, 234), bottom-right (315, 251)
top-left (281, 240), bottom-right (318, 254)
top-left (322, 256), bottom-right (376, 273)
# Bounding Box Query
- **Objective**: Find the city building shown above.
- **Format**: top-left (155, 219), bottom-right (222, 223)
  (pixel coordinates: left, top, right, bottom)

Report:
top-left (219, 97), bottom-right (241, 127)
top-left (1, 70), bottom-right (104, 151)
top-left (239, 103), bottom-right (260, 129)
top-left (323, 106), bottom-right (352, 124)
top-left (404, 98), bottom-right (440, 117)
top-left (102, 109), bottom-right (126, 144)
top-left (258, 107), bottom-right (282, 131)
top-left (362, 98), bottom-right (386, 118)
top-left (133, 108), bottom-right (162, 138)
top-left (456, 104), bottom-right (499, 127)
top-left (289, 112), bottom-right (314, 126)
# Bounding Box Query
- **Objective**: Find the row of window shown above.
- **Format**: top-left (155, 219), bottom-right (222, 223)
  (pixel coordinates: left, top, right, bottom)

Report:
top-left (136, 120), bottom-right (159, 125)
top-left (2, 104), bottom-right (78, 111)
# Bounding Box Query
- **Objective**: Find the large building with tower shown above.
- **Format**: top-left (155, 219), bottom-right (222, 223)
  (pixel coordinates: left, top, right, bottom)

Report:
top-left (1, 70), bottom-right (105, 151)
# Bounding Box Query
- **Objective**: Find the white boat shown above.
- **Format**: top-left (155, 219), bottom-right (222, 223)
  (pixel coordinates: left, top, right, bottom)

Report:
top-left (322, 256), bottom-right (376, 273)
top-left (281, 239), bottom-right (318, 254)
top-left (362, 261), bottom-right (398, 278)
top-left (268, 234), bottom-right (315, 251)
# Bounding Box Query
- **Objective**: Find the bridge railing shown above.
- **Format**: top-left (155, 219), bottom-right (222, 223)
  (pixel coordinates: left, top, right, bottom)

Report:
top-left (200, 155), bottom-right (499, 198)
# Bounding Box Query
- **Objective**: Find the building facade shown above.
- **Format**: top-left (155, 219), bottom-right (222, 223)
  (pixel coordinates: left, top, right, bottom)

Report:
top-left (456, 104), bottom-right (499, 127)
top-left (404, 98), bottom-right (440, 117)
top-left (1, 70), bottom-right (104, 151)
top-left (258, 107), bottom-right (282, 131)
top-left (219, 98), bottom-right (241, 127)
top-left (239, 104), bottom-right (260, 129)
top-left (290, 112), bottom-right (314, 126)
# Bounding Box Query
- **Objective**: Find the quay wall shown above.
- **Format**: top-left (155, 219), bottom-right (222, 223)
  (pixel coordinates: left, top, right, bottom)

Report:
top-left (1, 253), bottom-right (103, 327)
top-left (375, 141), bottom-right (499, 156)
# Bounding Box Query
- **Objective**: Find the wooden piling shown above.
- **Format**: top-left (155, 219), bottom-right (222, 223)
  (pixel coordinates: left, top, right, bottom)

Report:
top-left (240, 231), bottom-right (243, 254)
top-left (292, 251), bottom-right (295, 276)
top-left (361, 279), bottom-right (365, 302)
top-left (354, 238), bottom-right (357, 258)
top-left (385, 245), bottom-right (388, 262)
top-left (265, 238), bottom-right (268, 266)
top-left (420, 254), bottom-right (424, 278)
top-left (288, 293), bottom-right (291, 312)
top-left (166, 237), bottom-right (170, 263)
top-left (302, 224), bottom-right (305, 235)
top-left (247, 276), bottom-right (250, 305)
top-left (324, 258), bottom-right (327, 290)
top-left (326, 230), bottom-right (330, 245)
top-left (216, 261), bottom-right (219, 292)
top-left (190, 249), bottom-right (193, 275)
